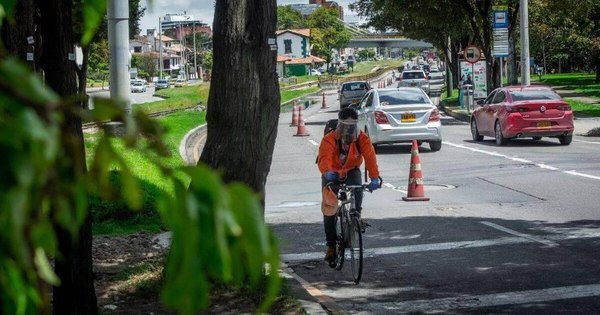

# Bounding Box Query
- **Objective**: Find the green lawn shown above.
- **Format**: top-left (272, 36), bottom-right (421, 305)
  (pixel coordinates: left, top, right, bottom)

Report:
top-left (538, 73), bottom-right (600, 99)
top-left (87, 110), bottom-right (206, 235)
top-left (281, 86), bottom-right (320, 104)
top-left (138, 84), bottom-right (210, 113)
top-left (565, 99), bottom-right (600, 117)
top-left (349, 59), bottom-right (404, 76)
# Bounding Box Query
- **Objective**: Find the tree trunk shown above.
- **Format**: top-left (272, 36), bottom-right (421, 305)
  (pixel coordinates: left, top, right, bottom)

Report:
top-left (507, 35), bottom-right (519, 85)
top-left (199, 0), bottom-right (280, 210)
top-left (0, 0), bottom-right (39, 68)
top-left (36, 0), bottom-right (98, 314)
top-left (596, 57), bottom-right (600, 83)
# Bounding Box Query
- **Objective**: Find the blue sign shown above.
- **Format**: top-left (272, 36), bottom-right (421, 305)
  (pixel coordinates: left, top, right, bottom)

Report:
top-left (492, 11), bottom-right (509, 28)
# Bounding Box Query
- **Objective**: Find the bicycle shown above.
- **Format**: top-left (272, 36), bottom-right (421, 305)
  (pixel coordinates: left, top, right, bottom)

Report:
top-left (327, 183), bottom-right (373, 284)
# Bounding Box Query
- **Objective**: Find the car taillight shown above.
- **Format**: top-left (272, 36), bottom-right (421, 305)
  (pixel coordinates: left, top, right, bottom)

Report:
top-left (429, 108), bottom-right (441, 122)
top-left (558, 105), bottom-right (571, 111)
top-left (374, 111), bottom-right (390, 124)
top-left (507, 107), bottom-right (529, 113)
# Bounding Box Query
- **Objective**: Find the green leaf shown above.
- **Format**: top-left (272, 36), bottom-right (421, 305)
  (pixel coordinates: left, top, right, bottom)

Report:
top-left (34, 248), bottom-right (60, 286)
top-left (0, 0), bottom-right (18, 23)
top-left (81, 0), bottom-right (108, 46)
top-left (0, 59), bottom-right (59, 104)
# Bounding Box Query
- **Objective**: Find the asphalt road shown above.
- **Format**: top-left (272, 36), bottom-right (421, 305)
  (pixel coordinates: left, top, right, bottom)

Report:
top-left (266, 89), bottom-right (600, 314)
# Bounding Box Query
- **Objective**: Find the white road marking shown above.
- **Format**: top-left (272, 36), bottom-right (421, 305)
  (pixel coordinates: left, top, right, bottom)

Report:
top-left (280, 227), bottom-right (600, 262)
top-left (368, 284), bottom-right (600, 313)
top-left (574, 139), bottom-right (600, 145)
top-left (309, 139), bottom-right (320, 146)
top-left (480, 221), bottom-right (559, 247)
top-left (444, 141), bottom-right (600, 181)
top-left (383, 182), bottom-right (408, 194)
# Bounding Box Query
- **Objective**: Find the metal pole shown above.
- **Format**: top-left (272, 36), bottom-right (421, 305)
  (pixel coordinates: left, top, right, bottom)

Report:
top-left (520, 0), bottom-right (531, 85)
top-left (542, 39), bottom-right (546, 76)
top-left (159, 17), bottom-right (163, 79)
top-left (193, 21), bottom-right (197, 80)
top-left (108, 0), bottom-right (130, 114)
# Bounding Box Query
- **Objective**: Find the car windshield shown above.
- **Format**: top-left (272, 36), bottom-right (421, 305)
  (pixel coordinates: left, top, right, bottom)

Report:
top-left (378, 90), bottom-right (429, 105)
top-left (510, 89), bottom-right (560, 101)
top-left (132, 82), bottom-right (143, 86)
top-left (158, 80), bottom-right (167, 84)
top-left (343, 83), bottom-right (367, 91)
top-left (402, 72), bottom-right (425, 79)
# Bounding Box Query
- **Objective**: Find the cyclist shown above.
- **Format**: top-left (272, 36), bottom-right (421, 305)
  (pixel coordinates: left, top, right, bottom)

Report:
top-left (317, 107), bottom-right (381, 264)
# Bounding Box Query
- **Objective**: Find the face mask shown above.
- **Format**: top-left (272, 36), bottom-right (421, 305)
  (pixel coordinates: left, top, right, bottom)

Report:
top-left (336, 119), bottom-right (358, 144)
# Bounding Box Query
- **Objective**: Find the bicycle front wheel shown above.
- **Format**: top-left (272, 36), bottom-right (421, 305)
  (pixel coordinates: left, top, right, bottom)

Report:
top-left (334, 208), bottom-right (345, 270)
top-left (349, 216), bottom-right (363, 284)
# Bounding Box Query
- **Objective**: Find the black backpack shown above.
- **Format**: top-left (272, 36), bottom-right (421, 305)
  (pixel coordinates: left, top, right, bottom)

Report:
top-left (315, 119), bottom-right (361, 164)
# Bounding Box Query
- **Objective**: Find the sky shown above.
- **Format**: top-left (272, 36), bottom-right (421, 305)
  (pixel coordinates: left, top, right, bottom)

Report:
top-left (139, 0), bottom-right (358, 35)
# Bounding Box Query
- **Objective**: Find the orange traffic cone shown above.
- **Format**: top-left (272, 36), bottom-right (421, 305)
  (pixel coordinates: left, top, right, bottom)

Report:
top-left (290, 102), bottom-right (298, 126)
top-left (294, 105), bottom-right (310, 137)
top-left (321, 92), bottom-right (329, 109)
top-left (402, 140), bottom-right (430, 201)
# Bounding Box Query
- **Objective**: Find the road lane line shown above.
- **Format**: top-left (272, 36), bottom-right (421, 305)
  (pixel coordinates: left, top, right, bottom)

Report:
top-left (574, 139), bottom-right (600, 145)
top-left (281, 227), bottom-right (600, 262)
top-left (368, 284), bottom-right (600, 313)
top-left (309, 139), bottom-right (320, 146)
top-left (383, 182), bottom-right (407, 194)
top-left (563, 170), bottom-right (600, 181)
top-left (480, 221), bottom-right (558, 247)
top-left (444, 141), bottom-right (600, 181)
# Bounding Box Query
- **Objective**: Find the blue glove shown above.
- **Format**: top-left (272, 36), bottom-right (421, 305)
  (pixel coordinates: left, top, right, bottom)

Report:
top-left (368, 178), bottom-right (381, 191)
top-left (324, 171), bottom-right (339, 181)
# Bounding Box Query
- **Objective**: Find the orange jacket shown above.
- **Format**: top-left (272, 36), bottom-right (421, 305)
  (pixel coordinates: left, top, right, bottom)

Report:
top-left (317, 131), bottom-right (380, 179)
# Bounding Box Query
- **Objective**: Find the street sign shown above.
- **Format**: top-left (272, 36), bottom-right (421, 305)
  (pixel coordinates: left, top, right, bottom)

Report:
top-left (464, 45), bottom-right (482, 64)
top-left (493, 28), bottom-right (509, 57)
top-left (492, 10), bottom-right (509, 28)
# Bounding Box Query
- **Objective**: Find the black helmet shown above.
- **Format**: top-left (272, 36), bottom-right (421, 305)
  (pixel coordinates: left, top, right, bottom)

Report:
top-left (338, 107), bottom-right (358, 120)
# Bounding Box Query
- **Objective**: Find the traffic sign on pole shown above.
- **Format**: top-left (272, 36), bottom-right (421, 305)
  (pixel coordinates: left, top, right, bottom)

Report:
top-left (464, 45), bottom-right (482, 64)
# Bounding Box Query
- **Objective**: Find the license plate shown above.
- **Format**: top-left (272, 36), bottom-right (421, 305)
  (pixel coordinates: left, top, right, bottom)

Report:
top-left (401, 113), bottom-right (416, 123)
top-left (537, 121), bottom-right (551, 128)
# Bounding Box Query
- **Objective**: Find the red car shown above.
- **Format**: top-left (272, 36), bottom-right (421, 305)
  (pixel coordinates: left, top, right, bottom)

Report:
top-left (470, 86), bottom-right (574, 146)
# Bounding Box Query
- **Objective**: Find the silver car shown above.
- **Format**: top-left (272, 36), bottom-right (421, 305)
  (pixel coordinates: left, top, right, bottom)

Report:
top-left (339, 81), bottom-right (370, 109)
top-left (398, 70), bottom-right (430, 95)
top-left (356, 87), bottom-right (442, 151)
top-left (130, 80), bottom-right (146, 93)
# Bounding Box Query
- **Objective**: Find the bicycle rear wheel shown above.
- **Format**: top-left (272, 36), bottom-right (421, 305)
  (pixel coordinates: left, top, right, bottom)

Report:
top-left (349, 216), bottom-right (363, 284)
top-left (334, 208), bottom-right (345, 270)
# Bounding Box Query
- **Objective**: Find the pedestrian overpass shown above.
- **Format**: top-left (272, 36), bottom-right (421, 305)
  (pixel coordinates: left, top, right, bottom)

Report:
top-left (343, 21), bottom-right (433, 49)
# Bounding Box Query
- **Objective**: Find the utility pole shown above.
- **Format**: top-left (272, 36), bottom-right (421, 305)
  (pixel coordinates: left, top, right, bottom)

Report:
top-left (159, 17), bottom-right (163, 79)
top-left (520, 0), bottom-right (531, 85)
top-left (108, 0), bottom-right (130, 114)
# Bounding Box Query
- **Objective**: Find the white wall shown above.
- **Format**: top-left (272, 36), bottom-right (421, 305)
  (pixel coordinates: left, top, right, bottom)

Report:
top-left (277, 32), bottom-right (310, 58)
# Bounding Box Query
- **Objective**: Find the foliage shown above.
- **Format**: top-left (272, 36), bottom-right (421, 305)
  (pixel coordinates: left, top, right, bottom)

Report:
top-left (0, 1), bottom-right (281, 315)
top-left (88, 38), bottom-right (109, 73)
top-left (132, 52), bottom-right (158, 80)
top-left (307, 7), bottom-right (351, 64)
top-left (277, 5), bottom-right (306, 30)
top-left (201, 49), bottom-right (213, 70)
top-left (129, 0), bottom-right (146, 38)
top-left (357, 48), bottom-right (376, 60)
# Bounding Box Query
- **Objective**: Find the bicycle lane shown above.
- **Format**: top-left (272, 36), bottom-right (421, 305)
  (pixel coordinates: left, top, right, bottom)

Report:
top-left (266, 92), bottom-right (600, 314)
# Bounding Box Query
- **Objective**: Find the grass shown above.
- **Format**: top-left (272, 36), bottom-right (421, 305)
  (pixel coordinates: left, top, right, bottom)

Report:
top-left (281, 86), bottom-right (321, 104)
top-left (538, 73), bottom-right (600, 99)
top-left (137, 84), bottom-right (210, 113)
top-left (115, 260), bottom-right (164, 297)
top-left (565, 99), bottom-right (600, 117)
top-left (349, 59), bottom-right (404, 76)
top-left (88, 110), bottom-right (206, 235)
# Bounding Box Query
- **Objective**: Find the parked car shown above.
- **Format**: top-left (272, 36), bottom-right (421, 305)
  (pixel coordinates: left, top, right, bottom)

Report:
top-left (339, 81), bottom-right (370, 109)
top-left (155, 79), bottom-right (170, 90)
top-left (130, 80), bottom-right (146, 93)
top-left (310, 69), bottom-right (322, 76)
top-left (470, 86), bottom-right (574, 146)
top-left (174, 79), bottom-right (188, 87)
top-left (355, 87), bottom-right (442, 151)
top-left (398, 70), bottom-right (430, 95)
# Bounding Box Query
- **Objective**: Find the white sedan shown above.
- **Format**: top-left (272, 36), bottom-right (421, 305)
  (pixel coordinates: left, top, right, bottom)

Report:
top-left (130, 81), bottom-right (146, 93)
top-left (355, 87), bottom-right (442, 151)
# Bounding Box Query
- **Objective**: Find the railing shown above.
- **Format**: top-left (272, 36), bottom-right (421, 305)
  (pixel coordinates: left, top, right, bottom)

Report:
top-left (317, 67), bottom-right (396, 87)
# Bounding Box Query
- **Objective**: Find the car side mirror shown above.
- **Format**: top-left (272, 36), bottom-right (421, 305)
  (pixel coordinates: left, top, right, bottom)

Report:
top-left (476, 99), bottom-right (484, 106)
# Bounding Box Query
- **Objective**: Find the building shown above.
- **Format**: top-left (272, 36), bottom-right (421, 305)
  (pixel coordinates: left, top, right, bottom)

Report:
top-left (161, 13), bottom-right (212, 40)
top-left (289, 1), bottom-right (344, 20)
top-left (276, 28), bottom-right (325, 77)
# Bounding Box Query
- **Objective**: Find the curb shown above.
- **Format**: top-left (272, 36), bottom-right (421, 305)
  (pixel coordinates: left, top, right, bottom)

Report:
top-left (179, 123), bottom-right (207, 165)
top-left (437, 101), bottom-right (471, 123)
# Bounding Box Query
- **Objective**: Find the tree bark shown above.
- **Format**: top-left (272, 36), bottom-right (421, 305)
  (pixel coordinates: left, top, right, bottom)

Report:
top-left (199, 0), bottom-right (280, 210)
top-left (0, 0), bottom-right (39, 68)
top-left (596, 57), bottom-right (600, 83)
top-left (36, 0), bottom-right (98, 314)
